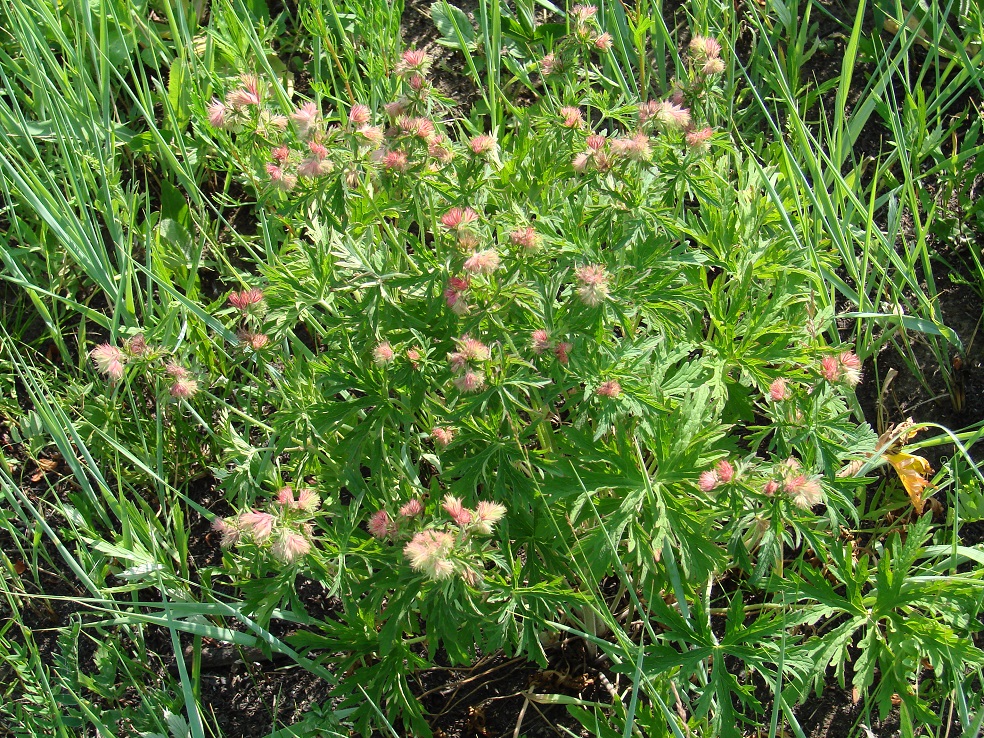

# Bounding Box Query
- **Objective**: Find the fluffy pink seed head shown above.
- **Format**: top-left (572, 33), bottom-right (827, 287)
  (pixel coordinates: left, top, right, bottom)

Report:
top-left (207, 99), bottom-right (227, 128)
top-left (594, 32), bottom-right (613, 51)
top-left (290, 102), bottom-right (320, 137)
top-left (266, 164), bottom-right (296, 192)
top-left (404, 530), bottom-right (456, 580)
top-left (654, 102), bottom-right (691, 130)
top-left (406, 347), bottom-right (422, 367)
top-left (442, 495), bottom-right (473, 526)
top-left (275, 487), bottom-right (296, 507)
top-left (789, 477), bottom-right (824, 509)
top-left (762, 479), bottom-right (779, 496)
top-left (637, 100), bottom-right (660, 125)
top-left (349, 103), bottom-right (371, 125)
top-left (368, 510), bottom-right (395, 539)
top-left (373, 342), bottom-right (396, 365)
top-left (458, 336), bottom-right (491, 362)
top-left (575, 264), bottom-right (610, 307)
top-left (356, 125), bottom-right (384, 146)
top-left (271, 529), bottom-right (312, 563)
top-left (463, 249), bottom-right (500, 275)
top-left (399, 498), bottom-right (424, 518)
top-left (531, 329), bottom-right (552, 355)
top-left (689, 36), bottom-right (722, 60)
top-left (559, 107), bottom-right (583, 128)
top-left (239, 511), bottom-right (275, 542)
top-left (571, 4), bottom-right (597, 22)
top-left (90, 344), bottom-right (126, 379)
top-left (715, 459), bottom-right (735, 483)
top-left (839, 352), bottom-right (862, 387)
top-left (296, 488), bottom-right (321, 513)
top-left (698, 470), bottom-right (720, 492)
top-left (596, 380), bottom-right (622, 398)
top-left (454, 369), bottom-right (485, 393)
top-left (271, 145), bottom-right (290, 163)
top-left (540, 53), bottom-right (558, 75)
top-left (226, 84), bottom-right (260, 109)
top-left (769, 378), bottom-right (790, 401)
top-left (169, 378), bottom-right (199, 399)
top-left (702, 57), bottom-right (725, 75)
top-left (381, 149), bottom-right (410, 171)
top-left (686, 126), bottom-right (714, 151)
top-left (510, 226), bottom-right (540, 250)
top-left (555, 341), bottom-right (572, 365)
top-left (473, 501), bottom-right (506, 535)
top-left (308, 141), bottom-right (329, 160)
top-left (820, 356), bottom-right (840, 382)
top-left (165, 362), bottom-right (189, 379)
top-left (441, 207), bottom-right (479, 231)
top-left (297, 157), bottom-right (332, 178)
top-left (398, 48), bottom-right (430, 74)
top-left (228, 288), bottom-right (265, 311)
top-left (431, 426), bottom-right (455, 448)
top-left (469, 134), bottom-right (497, 155)
top-left (212, 517), bottom-right (241, 549)
top-left (586, 134), bottom-right (607, 151)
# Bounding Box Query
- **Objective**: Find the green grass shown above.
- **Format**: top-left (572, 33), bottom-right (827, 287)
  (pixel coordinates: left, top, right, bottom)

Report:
top-left (0, 0), bottom-right (982, 736)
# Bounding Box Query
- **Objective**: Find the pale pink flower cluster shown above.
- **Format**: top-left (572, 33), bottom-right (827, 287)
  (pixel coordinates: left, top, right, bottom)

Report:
top-left (444, 275), bottom-right (472, 316)
top-left (213, 485), bottom-right (322, 564)
top-left (572, 134), bottom-right (611, 173)
top-left (689, 35), bottom-right (725, 76)
top-left (609, 131), bottom-right (652, 162)
top-left (685, 126), bottom-right (714, 151)
top-left (529, 330), bottom-right (573, 364)
top-left (441, 207), bottom-right (481, 250)
top-left (373, 341), bottom-right (396, 366)
top-left (559, 107), bottom-right (583, 129)
top-left (575, 264), bottom-right (610, 307)
top-left (769, 377), bottom-right (791, 401)
top-left (90, 343), bottom-right (126, 381)
top-left (228, 288), bottom-right (266, 313)
top-left (207, 74), bottom-right (263, 131)
top-left (509, 226), bottom-right (541, 250)
top-left (595, 380), bottom-right (622, 398)
top-left (166, 362), bottom-right (200, 399)
top-left (638, 100), bottom-right (692, 132)
top-left (820, 351), bottom-right (862, 387)
top-left (449, 335), bottom-right (490, 393)
top-left (698, 459), bottom-right (735, 492)
top-left (771, 458), bottom-right (824, 509)
top-left (431, 426), bottom-right (455, 448)
top-left (469, 134), bottom-right (497, 157)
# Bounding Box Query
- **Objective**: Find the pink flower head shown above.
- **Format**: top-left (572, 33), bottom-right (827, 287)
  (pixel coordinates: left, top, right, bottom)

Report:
top-left (428, 135), bottom-right (454, 164)
top-left (290, 102), bottom-right (321, 138)
top-left (571, 4), bottom-right (597, 22)
top-left (472, 501), bottom-right (507, 535)
top-left (596, 380), bottom-right (622, 398)
top-left (698, 470), bottom-right (720, 492)
top-left (228, 288), bottom-right (265, 312)
top-left (540, 53), bottom-right (558, 75)
top-left (381, 149), bottom-right (410, 172)
top-left (559, 107), bottom-right (583, 128)
top-left (266, 164), bottom-right (297, 192)
top-left (456, 232), bottom-right (480, 252)
top-left (463, 249), bottom-right (500, 275)
top-left (207, 99), bottom-right (227, 128)
top-left (785, 476), bottom-right (824, 509)
top-left (238, 330), bottom-right (270, 351)
top-left (652, 101), bottom-right (691, 131)
top-left (406, 347), bottom-right (422, 367)
top-left (298, 157), bottom-right (332, 178)
top-left (226, 75), bottom-right (261, 109)
top-left (124, 334), bottom-right (149, 357)
top-left (442, 495), bottom-right (473, 526)
top-left (90, 343), bottom-right (126, 381)
top-left (839, 352), bottom-right (862, 387)
top-left (384, 99), bottom-right (408, 119)
top-left (368, 510), bottom-right (396, 539)
top-left (469, 134), bottom-right (497, 155)
top-left (702, 57), bottom-right (725, 75)
top-left (349, 103), bottom-right (371, 126)
top-left (531, 329), bottom-right (552, 355)
top-left (399, 498), bottom-right (424, 518)
top-left (454, 369), bottom-right (486, 393)
top-left (169, 378), bottom-right (199, 399)
top-left (457, 336), bottom-right (491, 362)
top-left (769, 378), bottom-right (790, 401)
top-left (165, 361), bottom-right (189, 379)
top-left (444, 275), bottom-right (471, 310)
top-left (594, 32), bottom-right (613, 51)
top-left (762, 479), bottom-right (779, 496)
top-left (555, 341), bottom-right (573, 365)
top-left (820, 355), bottom-right (840, 382)
top-left (275, 487), bottom-right (296, 507)
top-left (610, 133), bottom-right (651, 161)
top-left (397, 48), bottom-right (431, 75)
top-left (685, 126), bottom-right (714, 151)
top-left (586, 134), bottom-right (606, 151)
top-left (239, 510), bottom-right (275, 542)
top-left (271, 145), bottom-right (290, 163)
top-left (715, 459), bottom-right (735, 483)
top-left (575, 264), bottom-right (610, 307)
top-left (212, 517), bottom-right (242, 549)
top-left (399, 116), bottom-right (435, 141)
top-left (637, 100), bottom-right (660, 125)
top-left (404, 530), bottom-right (456, 579)
top-left (431, 426), bottom-right (455, 447)
top-left (441, 207), bottom-right (479, 231)
top-left (510, 226), bottom-right (540, 250)
top-left (356, 124), bottom-right (384, 146)
top-left (572, 152), bottom-right (591, 173)
top-left (689, 36), bottom-right (722, 60)
top-left (373, 341), bottom-right (396, 366)
top-left (308, 141), bottom-right (329, 160)
top-left (296, 488), bottom-right (321, 513)
top-left (271, 529), bottom-right (312, 563)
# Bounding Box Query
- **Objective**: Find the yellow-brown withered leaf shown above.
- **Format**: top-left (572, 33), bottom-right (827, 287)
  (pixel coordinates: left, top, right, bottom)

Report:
top-left (885, 452), bottom-right (933, 514)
